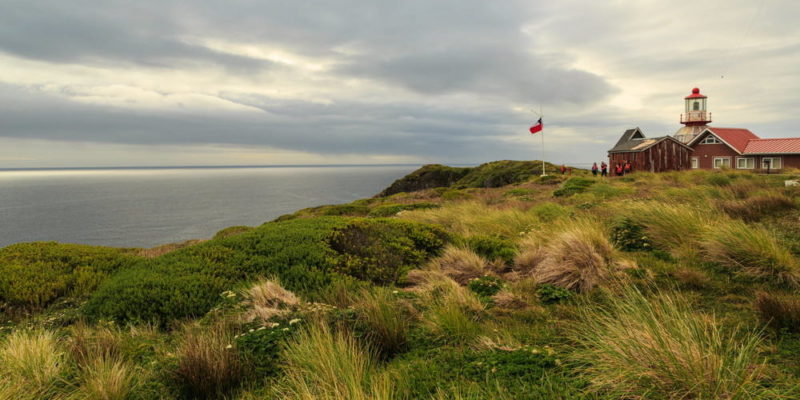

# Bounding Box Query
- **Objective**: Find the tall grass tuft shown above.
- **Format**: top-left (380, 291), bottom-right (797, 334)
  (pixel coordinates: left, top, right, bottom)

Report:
top-left (174, 322), bottom-right (243, 399)
top-left (755, 291), bottom-right (800, 332)
top-left (242, 277), bottom-right (300, 322)
top-left (75, 355), bottom-right (141, 400)
top-left (427, 245), bottom-right (490, 285)
top-left (0, 329), bottom-right (67, 400)
top-left (703, 220), bottom-right (800, 287)
top-left (533, 220), bottom-right (615, 293)
top-left (353, 287), bottom-right (412, 357)
top-left (573, 288), bottom-right (767, 399)
top-left (273, 322), bottom-right (396, 400)
top-left (624, 202), bottom-right (712, 256)
top-left (409, 270), bottom-right (486, 344)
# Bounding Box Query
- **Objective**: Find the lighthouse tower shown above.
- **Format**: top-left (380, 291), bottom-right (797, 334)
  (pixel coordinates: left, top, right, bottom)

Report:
top-left (674, 88), bottom-right (712, 143)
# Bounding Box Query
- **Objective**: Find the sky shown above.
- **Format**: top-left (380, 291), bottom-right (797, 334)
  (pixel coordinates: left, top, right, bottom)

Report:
top-left (0, 0), bottom-right (798, 168)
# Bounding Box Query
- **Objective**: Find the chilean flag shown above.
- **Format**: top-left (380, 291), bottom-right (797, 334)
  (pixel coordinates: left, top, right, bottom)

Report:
top-left (529, 118), bottom-right (543, 134)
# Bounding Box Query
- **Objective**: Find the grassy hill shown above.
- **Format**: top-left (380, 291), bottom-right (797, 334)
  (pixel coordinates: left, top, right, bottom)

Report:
top-left (2, 165), bottom-right (800, 399)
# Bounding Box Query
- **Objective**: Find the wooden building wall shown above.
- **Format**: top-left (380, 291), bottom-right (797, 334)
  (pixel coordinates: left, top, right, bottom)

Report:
top-left (609, 140), bottom-right (691, 173)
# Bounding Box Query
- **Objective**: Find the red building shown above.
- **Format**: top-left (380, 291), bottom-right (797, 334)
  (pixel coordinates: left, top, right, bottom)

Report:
top-left (609, 88), bottom-right (800, 172)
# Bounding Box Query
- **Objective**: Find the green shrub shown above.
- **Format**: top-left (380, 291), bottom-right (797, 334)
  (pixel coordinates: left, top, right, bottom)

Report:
top-left (536, 284), bottom-right (574, 304)
top-left (465, 235), bottom-right (517, 264)
top-left (367, 202), bottom-right (439, 217)
top-left (455, 160), bottom-right (550, 188)
top-left (213, 225), bottom-right (253, 239)
top-left (467, 276), bottom-right (504, 298)
top-left (320, 203), bottom-right (370, 216)
top-left (378, 164), bottom-right (471, 196)
top-left (326, 219), bottom-right (448, 284)
top-left (442, 189), bottom-right (473, 201)
top-left (503, 188), bottom-right (537, 199)
top-left (610, 218), bottom-right (652, 251)
top-left (553, 177), bottom-right (595, 197)
top-left (236, 320), bottom-right (299, 378)
top-left (0, 242), bottom-right (139, 310)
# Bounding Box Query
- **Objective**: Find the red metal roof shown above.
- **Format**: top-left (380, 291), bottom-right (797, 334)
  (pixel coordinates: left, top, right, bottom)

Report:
top-left (706, 127), bottom-right (760, 153)
top-left (685, 87), bottom-right (707, 99)
top-left (743, 138), bottom-right (800, 154)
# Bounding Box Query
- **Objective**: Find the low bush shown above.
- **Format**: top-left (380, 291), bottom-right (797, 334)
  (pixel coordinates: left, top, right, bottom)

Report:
top-left (467, 276), bottom-right (504, 298)
top-left (326, 218), bottom-right (448, 284)
top-left (553, 177), bottom-right (595, 197)
top-left (0, 242), bottom-right (139, 310)
top-left (573, 288), bottom-right (768, 399)
top-left (703, 220), bottom-right (800, 287)
top-left (610, 217), bottom-right (652, 251)
top-left (236, 320), bottom-right (299, 378)
top-left (536, 283), bottom-right (574, 304)
top-left (464, 235), bottom-right (517, 265)
top-left (213, 225), bottom-right (254, 239)
top-left (320, 203), bottom-right (370, 216)
top-left (755, 291), bottom-right (800, 333)
top-left (533, 221), bottom-right (616, 293)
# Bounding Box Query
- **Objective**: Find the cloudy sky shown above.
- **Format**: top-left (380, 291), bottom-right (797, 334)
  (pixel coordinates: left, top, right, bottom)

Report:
top-left (0, 0), bottom-right (798, 167)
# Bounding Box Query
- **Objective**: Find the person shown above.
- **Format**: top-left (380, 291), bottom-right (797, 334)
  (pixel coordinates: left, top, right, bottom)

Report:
top-left (600, 161), bottom-right (607, 177)
top-left (560, 164), bottom-right (567, 175)
top-left (615, 163), bottom-right (623, 176)
top-left (624, 160), bottom-right (632, 175)
top-left (591, 162), bottom-right (598, 177)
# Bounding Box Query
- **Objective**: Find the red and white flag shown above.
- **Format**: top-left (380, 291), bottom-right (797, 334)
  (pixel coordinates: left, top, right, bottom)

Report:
top-left (529, 118), bottom-right (543, 134)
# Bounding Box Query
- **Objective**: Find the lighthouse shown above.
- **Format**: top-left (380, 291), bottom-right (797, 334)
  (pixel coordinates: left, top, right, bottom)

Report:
top-left (674, 88), bottom-right (712, 143)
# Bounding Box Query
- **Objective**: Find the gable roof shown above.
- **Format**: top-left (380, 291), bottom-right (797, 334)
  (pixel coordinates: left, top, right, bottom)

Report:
top-left (687, 127), bottom-right (760, 154)
top-left (743, 138), bottom-right (800, 154)
top-left (609, 128), bottom-right (693, 153)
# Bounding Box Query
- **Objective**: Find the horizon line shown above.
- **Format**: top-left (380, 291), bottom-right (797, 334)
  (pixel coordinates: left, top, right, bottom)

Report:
top-left (0, 163), bottom-right (481, 172)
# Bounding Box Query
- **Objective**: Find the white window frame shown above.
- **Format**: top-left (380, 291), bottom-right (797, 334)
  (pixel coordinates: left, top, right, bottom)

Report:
top-left (736, 157), bottom-right (755, 169)
top-left (701, 135), bottom-right (722, 144)
top-left (691, 157), bottom-right (699, 169)
top-left (713, 157), bottom-right (731, 169)
top-left (761, 157), bottom-right (782, 169)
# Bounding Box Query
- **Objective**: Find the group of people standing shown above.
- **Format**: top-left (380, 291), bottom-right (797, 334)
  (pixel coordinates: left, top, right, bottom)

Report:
top-left (589, 160), bottom-right (632, 177)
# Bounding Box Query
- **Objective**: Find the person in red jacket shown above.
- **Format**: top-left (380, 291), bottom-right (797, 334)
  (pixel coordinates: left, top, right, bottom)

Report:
top-left (615, 163), bottom-right (623, 176)
top-left (560, 164), bottom-right (567, 175)
top-left (624, 161), bottom-right (632, 175)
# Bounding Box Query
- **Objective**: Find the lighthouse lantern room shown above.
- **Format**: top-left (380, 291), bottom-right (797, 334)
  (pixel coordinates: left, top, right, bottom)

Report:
top-left (674, 87), bottom-right (712, 143)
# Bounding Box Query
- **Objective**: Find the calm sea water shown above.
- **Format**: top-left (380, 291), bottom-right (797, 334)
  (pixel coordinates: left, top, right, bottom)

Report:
top-left (0, 166), bottom-right (418, 248)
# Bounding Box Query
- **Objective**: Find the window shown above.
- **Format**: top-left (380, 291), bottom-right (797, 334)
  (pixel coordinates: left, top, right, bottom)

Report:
top-left (762, 157), bottom-right (782, 169)
top-left (700, 135), bottom-right (722, 144)
top-left (691, 157), bottom-right (699, 169)
top-left (693, 101), bottom-right (700, 111)
top-left (713, 157), bottom-right (731, 169)
top-left (736, 157), bottom-right (755, 169)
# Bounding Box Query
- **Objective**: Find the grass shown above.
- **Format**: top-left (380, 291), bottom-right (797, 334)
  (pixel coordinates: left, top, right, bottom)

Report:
top-left (401, 201), bottom-right (540, 238)
top-left (427, 245), bottom-right (490, 285)
top-left (174, 322), bottom-right (243, 399)
top-left (755, 291), bottom-right (800, 333)
top-left (352, 287), bottom-right (412, 357)
top-left (573, 288), bottom-right (768, 399)
top-left (241, 278), bottom-right (300, 322)
top-left (74, 355), bottom-right (141, 400)
top-left (533, 220), bottom-right (617, 293)
top-left (623, 202), bottom-right (712, 256)
top-left (272, 321), bottom-right (396, 400)
top-left (0, 329), bottom-right (67, 400)
top-left (718, 193), bottom-right (796, 222)
top-left (703, 220), bottom-right (800, 287)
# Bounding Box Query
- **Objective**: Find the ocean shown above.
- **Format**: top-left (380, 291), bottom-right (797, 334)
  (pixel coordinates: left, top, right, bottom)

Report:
top-left (0, 165), bottom-right (418, 248)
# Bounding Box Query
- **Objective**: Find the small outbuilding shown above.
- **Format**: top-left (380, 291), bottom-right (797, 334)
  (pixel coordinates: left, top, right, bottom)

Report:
top-left (608, 127), bottom-right (693, 172)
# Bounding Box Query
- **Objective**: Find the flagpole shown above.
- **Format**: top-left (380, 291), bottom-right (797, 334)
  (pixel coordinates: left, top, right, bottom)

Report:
top-left (540, 106), bottom-right (546, 176)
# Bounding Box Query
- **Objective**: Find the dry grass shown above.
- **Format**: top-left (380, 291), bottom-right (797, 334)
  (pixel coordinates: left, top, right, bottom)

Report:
top-left (671, 267), bottom-right (712, 290)
top-left (755, 291), bottom-right (800, 332)
top-left (512, 237), bottom-right (547, 276)
top-left (490, 290), bottom-right (529, 310)
top-left (573, 288), bottom-right (767, 399)
top-left (427, 245), bottom-right (490, 285)
top-left (0, 329), bottom-right (67, 400)
top-left (67, 321), bottom-right (123, 369)
top-left (272, 322), bottom-right (396, 400)
top-left (533, 220), bottom-right (616, 293)
top-left (703, 220), bottom-right (800, 287)
top-left (241, 278), bottom-right (300, 322)
top-left (174, 322), bottom-right (243, 399)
